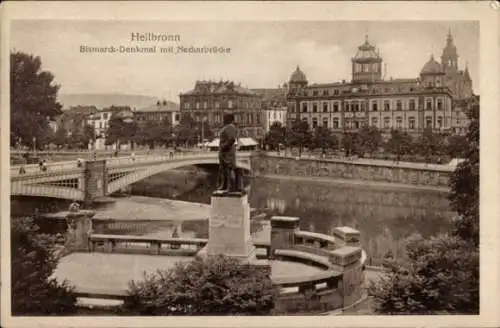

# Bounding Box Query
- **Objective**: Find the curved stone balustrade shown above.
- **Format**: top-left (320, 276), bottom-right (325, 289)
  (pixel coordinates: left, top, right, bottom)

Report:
top-left (293, 231), bottom-right (338, 257)
top-left (89, 234), bottom-right (208, 256)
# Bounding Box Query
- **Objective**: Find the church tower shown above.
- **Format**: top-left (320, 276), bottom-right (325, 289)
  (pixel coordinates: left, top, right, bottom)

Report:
top-left (351, 35), bottom-right (383, 83)
top-left (441, 29), bottom-right (459, 73)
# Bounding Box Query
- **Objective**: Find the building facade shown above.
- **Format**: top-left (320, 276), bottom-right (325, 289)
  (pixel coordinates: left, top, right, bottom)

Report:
top-left (286, 32), bottom-right (474, 137)
top-left (179, 80), bottom-right (264, 139)
top-left (252, 86), bottom-right (288, 133)
top-left (134, 100), bottom-right (180, 128)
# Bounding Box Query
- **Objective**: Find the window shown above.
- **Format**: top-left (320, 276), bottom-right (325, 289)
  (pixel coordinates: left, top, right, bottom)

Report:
top-left (333, 118), bottom-right (340, 128)
top-left (409, 117), bottom-right (416, 129)
top-left (333, 102), bottom-right (339, 112)
top-left (384, 100), bottom-right (390, 111)
top-left (372, 101), bottom-right (378, 112)
top-left (302, 103), bottom-right (307, 113)
top-left (312, 117), bottom-right (318, 128)
top-left (103, 113), bottom-right (109, 120)
top-left (425, 116), bottom-right (432, 128)
top-left (437, 116), bottom-right (443, 128)
top-left (313, 91), bottom-right (318, 96)
top-left (409, 99), bottom-right (416, 111)
top-left (175, 114), bottom-right (180, 121)
top-left (371, 117), bottom-right (378, 126)
top-left (345, 103), bottom-right (350, 112)
top-left (203, 102), bottom-right (208, 109)
top-left (437, 99), bottom-right (443, 110)
top-left (384, 117), bottom-right (390, 128)
top-left (196, 102), bottom-right (200, 109)
top-left (323, 102), bottom-right (328, 113)
top-left (228, 100), bottom-right (233, 109)
top-left (352, 102), bottom-right (359, 112)
top-left (273, 112), bottom-right (277, 120)
top-left (360, 102), bottom-right (365, 112)
top-left (425, 99), bottom-right (432, 110)
top-left (334, 89), bottom-right (340, 95)
top-left (323, 90), bottom-right (328, 96)
top-left (396, 116), bottom-right (402, 129)
top-left (313, 103), bottom-right (318, 113)
top-left (396, 100), bottom-right (403, 111)
top-left (322, 118), bottom-right (328, 128)
top-left (215, 102), bottom-right (220, 109)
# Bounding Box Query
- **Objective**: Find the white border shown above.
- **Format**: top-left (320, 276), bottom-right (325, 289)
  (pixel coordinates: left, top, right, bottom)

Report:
top-left (1, 1), bottom-right (499, 327)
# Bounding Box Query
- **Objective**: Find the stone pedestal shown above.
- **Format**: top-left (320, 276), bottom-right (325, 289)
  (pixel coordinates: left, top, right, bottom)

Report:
top-left (202, 193), bottom-right (256, 261)
top-left (65, 210), bottom-right (95, 252)
top-left (270, 216), bottom-right (300, 258)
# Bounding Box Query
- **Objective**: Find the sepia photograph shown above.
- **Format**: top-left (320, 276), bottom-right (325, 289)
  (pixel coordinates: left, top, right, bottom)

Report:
top-left (1, 1), bottom-right (498, 328)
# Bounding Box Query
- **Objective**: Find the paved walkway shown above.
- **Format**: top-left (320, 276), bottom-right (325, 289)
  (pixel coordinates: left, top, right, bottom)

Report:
top-left (54, 253), bottom-right (324, 295)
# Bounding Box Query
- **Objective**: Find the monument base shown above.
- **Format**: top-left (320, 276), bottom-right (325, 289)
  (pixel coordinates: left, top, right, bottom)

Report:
top-left (203, 193), bottom-right (255, 258)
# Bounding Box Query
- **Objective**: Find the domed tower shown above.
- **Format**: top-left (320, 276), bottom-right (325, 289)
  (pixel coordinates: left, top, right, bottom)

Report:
top-left (288, 66), bottom-right (308, 91)
top-left (419, 54), bottom-right (445, 88)
top-left (441, 29), bottom-right (459, 73)
top-left (351, 35), bottom-right (382, 83)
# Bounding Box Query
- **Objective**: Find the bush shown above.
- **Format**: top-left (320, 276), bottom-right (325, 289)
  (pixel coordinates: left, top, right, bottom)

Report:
top-left (11, 217), bottom-right (77, 315)
top-left (122, 255), bottom-right (276, 315)
top-left (369, 234), bottom-right (479, 314)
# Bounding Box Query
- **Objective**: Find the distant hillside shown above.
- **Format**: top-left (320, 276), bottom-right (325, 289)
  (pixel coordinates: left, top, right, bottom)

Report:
top-left (58, 93), bottom-right (160, 110)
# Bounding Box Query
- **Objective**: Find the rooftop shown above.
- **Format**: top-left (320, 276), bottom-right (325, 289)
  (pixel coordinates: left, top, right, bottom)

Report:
top-left (181, 80), bottom-right (257, 96)
top-left (136, 100), bottom-right (179, 113)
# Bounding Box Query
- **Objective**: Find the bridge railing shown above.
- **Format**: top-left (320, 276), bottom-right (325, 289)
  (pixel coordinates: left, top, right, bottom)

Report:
top-left (10, 160), bottom-right (83, 177)
top-left (10, 152), bottom-right (252, 177)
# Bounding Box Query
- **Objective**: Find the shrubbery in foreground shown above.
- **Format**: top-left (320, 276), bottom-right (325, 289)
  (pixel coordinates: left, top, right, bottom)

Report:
top-left (122, 255), bottom-right (276, 315)
top-left (11, 217), bottom-right (77, 315)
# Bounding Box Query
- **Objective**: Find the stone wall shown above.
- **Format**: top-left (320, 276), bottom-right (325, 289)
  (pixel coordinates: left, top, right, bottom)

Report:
top-left (252, 154), bottom-right (452, 188)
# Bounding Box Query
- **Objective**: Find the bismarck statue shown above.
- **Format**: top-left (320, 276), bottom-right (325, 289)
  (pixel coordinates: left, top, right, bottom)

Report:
top-left (214, 113), bottom-right (244, 196)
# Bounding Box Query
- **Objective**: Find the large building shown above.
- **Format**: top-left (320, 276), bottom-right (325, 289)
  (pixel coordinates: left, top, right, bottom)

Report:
top-left (252, 86), bottom-right (288, 133)
top-left (286, 32), bottom-right (474, 137)
top-left (134, 100), bottom-right (180, 128)
top-left (179, 80), bottom-right (264, 139)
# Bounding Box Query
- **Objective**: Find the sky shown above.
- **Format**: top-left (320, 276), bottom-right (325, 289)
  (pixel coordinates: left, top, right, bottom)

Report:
top-left (11, 20), bottom-right (479, 102)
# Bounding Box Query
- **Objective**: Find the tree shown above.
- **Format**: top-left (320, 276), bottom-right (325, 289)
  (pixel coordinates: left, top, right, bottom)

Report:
top-left (174, 114), bottom-right (198, 146)
top-left (287, 120), bottom-right (311, 156)
top-left (357, 125), bottom-right (382, 157)
top-left (369, 234), bottom-right (479, 314)
top-left (105, 112), bottom-right (138, 148)
top-left (11, 51), bottom-right (63, 149)
top-left (449, 99), bottom-right (479, 246)
top-left (342, 132), bottom-right (359, 157)
top-left (122, 255), bottom-right (276, 315)
top-left (370, 98), bottom-right (480, 314)
top-left (11, 217), bottom-right (77, 315)
top-left (446, 134), bottom-right (468, 158)
top-left (415, 128), bottom-right (446, 160)
top-left (263, 121), bottom-right (286, 150)
top-left (385, 129), bottom-right (413, 157)
top-left (53, 125), bottom-right (68, 149)
top-left (311, 126), bottom-right (337, 154)
top-left (82, 124), bottom-right (96, 148)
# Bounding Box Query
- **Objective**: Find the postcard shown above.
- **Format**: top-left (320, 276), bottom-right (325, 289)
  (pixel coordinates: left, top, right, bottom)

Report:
top-left (1, 1), bottom-right (499, 328)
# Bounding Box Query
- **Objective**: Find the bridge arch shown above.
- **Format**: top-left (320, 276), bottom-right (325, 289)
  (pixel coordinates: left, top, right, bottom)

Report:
top-left (106, 158), bottom-right (251, 195)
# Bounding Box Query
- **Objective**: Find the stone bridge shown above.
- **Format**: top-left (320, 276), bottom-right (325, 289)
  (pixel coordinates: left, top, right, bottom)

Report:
top-left (10, 152), bottom-right (252, 203)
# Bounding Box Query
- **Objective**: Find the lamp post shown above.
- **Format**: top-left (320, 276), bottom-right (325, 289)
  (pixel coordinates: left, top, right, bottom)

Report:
top-left (32, 137), bottom-right (37, 156)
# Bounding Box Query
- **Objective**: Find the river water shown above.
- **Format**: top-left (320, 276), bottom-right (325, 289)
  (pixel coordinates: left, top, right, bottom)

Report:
top-left (129, 168), bottom-right (455, 265)
top-left (11, 166), bottom-right (454, 265)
